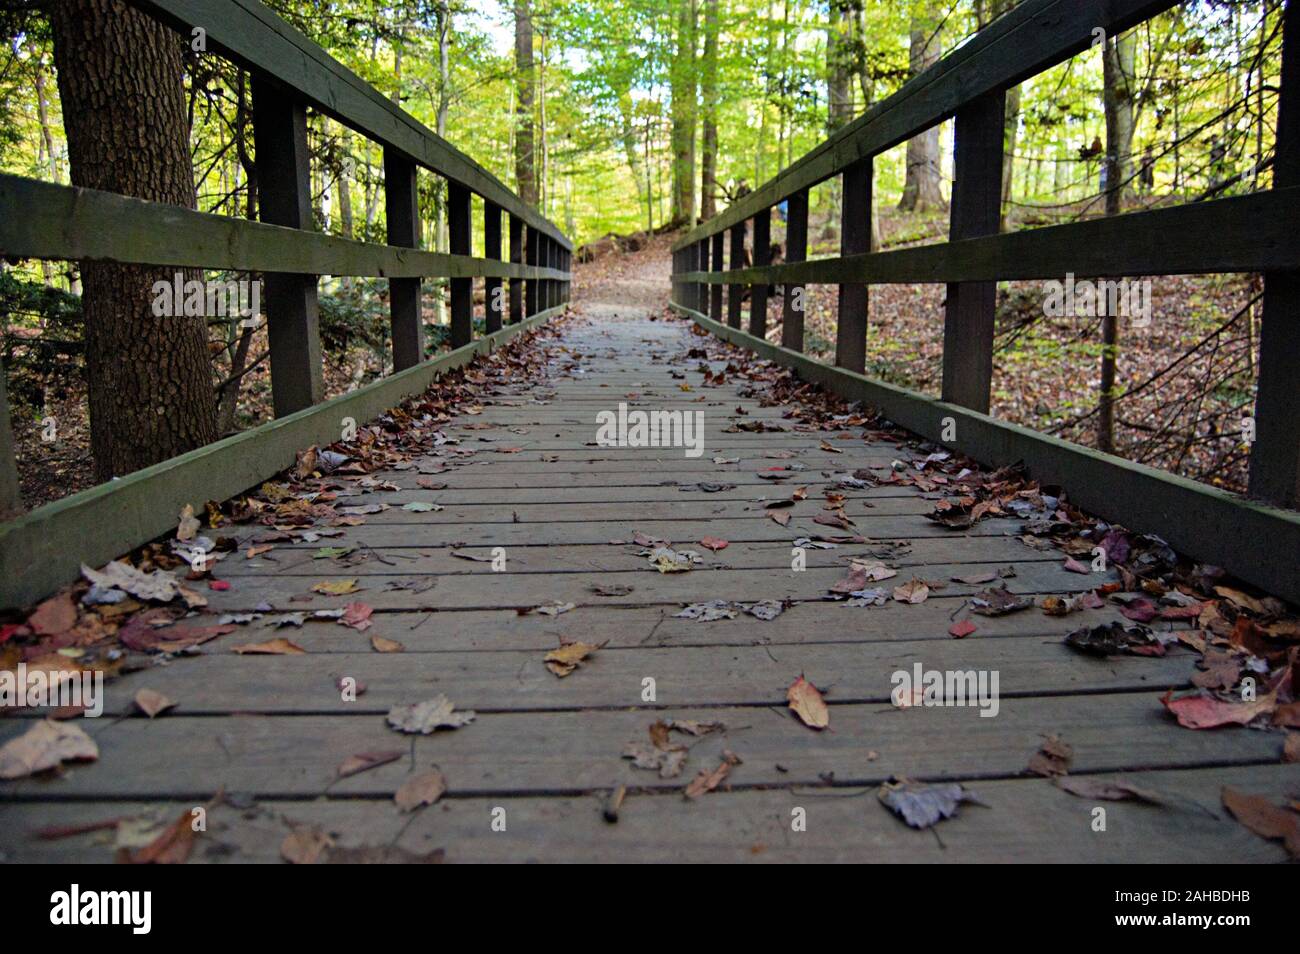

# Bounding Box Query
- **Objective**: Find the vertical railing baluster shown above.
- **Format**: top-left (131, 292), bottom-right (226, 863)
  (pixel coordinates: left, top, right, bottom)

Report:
top-left (448, 181), bottom-right (472, 348)
top-left (782, 188), bottom-right (809, 352)
top-left (942, 91), bottom-right (1005, 412)
top-left (384, 148), bottom-right (423, 370)
top-left (835, 158), bottom-right (872, 373)
top-left (727, 221), bottom-right (745, 328)
top-left (749, 208), bottom-right (771, 338)
top-left (252, 78), bottom-right (323, 414)
top-left (509, 215), bottom-right (524, 324)
top-left (484, 201), bottom-right (503, 334)
top-left (1249, 0), bottom-right (1299, 508)
top-left (0, 357), bottom-right (20, 515)
top-left (525, 226), bottom-right (539, 317)
top-left (710, 232), bottom-right (724, 322)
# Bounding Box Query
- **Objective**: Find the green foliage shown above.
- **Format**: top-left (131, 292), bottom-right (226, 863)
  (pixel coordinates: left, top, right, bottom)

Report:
top-left (0, 270), bottom-right (84, 412)
top-left (317, 279), bottom-right (390, 353)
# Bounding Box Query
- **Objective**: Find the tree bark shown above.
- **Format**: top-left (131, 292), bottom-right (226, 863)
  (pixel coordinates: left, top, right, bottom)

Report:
top-left (514, 0), bottom-right (538, 206)
top-left (700, 0), bottom-right (719, 220)
top-left (670, 0), bottom-right (697, 227)
top-left (1097, 30), bottom-right (1136, 454)
top-left (898, 11), bottom-right (945, 212)
top-left (50, 0), bottom-right (217, 481)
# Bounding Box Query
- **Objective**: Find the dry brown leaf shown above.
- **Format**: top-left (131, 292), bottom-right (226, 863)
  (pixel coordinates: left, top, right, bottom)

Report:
top-left (370, 635), bottom-right (405, 653)
top-left (119, 809), bottom-right (195, 864)
top-left (892, 578), bottom-right (929, 604)
top-left (394, 769), bottom-right (447, 812)
top-left (337, 749), bottom-right (403, 778)
top-left (134, 688), bottom-right (176, 719)
top-left (281, 826), bottom-right (334, 864)
top-left (787, 674), bottom-right (829, 730)
top-left (311, 579), bottom-right (361, 596)
top-left (545, 640), bottom-right (605, 677)
top-left (684, 751), bottom-right (741, 799)
top-left (386, 695), bottom-right (476, 733)
top-left (1221, 786), bottom-right (1300, 858)
top-left (0, 719), bottom-right (99, 778)
top-left (1027, 734), bottom-right (1073, 777)
top-left (232, 637), bottom-right (306, 655)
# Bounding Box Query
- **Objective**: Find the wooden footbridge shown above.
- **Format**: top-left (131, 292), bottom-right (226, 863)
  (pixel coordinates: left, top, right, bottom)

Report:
top-left (0, 0), bottom-right (1296, 863)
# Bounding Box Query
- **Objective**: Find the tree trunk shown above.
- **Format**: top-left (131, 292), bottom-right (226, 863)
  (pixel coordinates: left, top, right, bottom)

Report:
top-left (898, 12), bottom-right (945, 212)
top-left (514, 0), bottom-right (538, 206)
top-left (822, 0), bottom-right (853, 239)
top-left (700, 0), bottom-right (719, 220)
top-left (50, 0), bottom-right (217, 481)
top-left (1097, 30), bottom-right (1136, 454)
top-left (670, 0), bottom-right (697, 227)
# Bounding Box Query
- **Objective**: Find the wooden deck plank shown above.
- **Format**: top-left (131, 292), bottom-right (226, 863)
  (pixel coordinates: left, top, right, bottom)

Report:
top-left (3, 765), bottom-right (1293, 863)
top-left (52, 637), bottom-right (1199, 716)
top-left (0, 693), bottom-right (1282, 801)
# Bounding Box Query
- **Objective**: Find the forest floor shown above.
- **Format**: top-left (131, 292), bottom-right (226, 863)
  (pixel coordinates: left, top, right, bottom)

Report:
top-left (0, 234), bottom-right (1296, 862)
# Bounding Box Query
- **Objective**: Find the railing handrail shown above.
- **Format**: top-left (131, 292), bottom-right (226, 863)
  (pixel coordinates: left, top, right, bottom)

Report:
top-left (673, 0), bottom-right (1176, 252)
top-left (137, 0), bottom-right (569, 249)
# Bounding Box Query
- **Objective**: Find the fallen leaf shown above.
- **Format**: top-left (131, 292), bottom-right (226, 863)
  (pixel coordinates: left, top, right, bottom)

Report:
top-left (1027, 734), bottom-right (1073, 777)
top-left (536, 600), bottom-right (575, 616)
top-left (82, 561), bottom-right (178, 603)
top-left (1221, 787), bottom-right (1299, 858)
top-left (337, 749), bottom-right (403, 778)
top-left (281, 826), bottom-right (333, 864)
top-left (948, 620), bottom-right (978, 639)
top-left (232, 637), bottom-right (306, 655)
top-left (176, 504), bottom-right (200, 542)
top-left (892, 578), bottom-right (929, 604)
top-left (28, 593), bottom-right (78, 636)
top-left (1054, 776), bottom-right (1166, 804)
top-left (968, 586), bottom-right (1033, 616)
top-left (312, 579), bottom-right (361, 596)
top-left (387, 695), bottom-right (476, 733)
top-left (699, 536), bottom-right (729, 552)
top-left (339, 602), bottom-right (373, 631)
top-left (787, 675), bottom-right (829, 729)
top-left (684, 751), bottom-right (741, 799)
top-left (394, 769), bottom-right (447, 812)
top-left (134, 689), bottom-right (176, 719)
top-left (878, 777), bottom-right (983, 829)
top-left (119, 808), bottom-right (195, 864)
top-left (370, 635), bottom-right (404, 653)
top-left (0, 719), bottom-right (99, 778)
top-left (545, 640), bottom-right (605, 677)
top-left (1161, 689), bottom-right (1275, 729)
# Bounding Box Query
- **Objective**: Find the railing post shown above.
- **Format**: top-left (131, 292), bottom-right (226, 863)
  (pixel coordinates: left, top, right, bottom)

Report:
top-left (694, 239), bottom-right (707, 313)
top-left (782, 188), bottom-right (809, 352)
top-left (384, 148), bottom-right (424, 370)
top-left (252, 77), bottom-right (323, 415)
top-left (710, 232), bottom-right (724, 322)
top-left (0, 357), bottom-right (20, 515)
top-left (941, 91), bottom-right (1005, 412)
top-left (749, 208), bottom-right (771, 338)
top-left (447, 181), bottom-right (472, 348)
top-left (1249, 0), bottom-right (1300, 508)
top-left (509, 214), bottom-right (524, 323)
top-left (835, 158), bottom-right (872, 373)
top-left (727, 221), bottom-right (745, 328)
top-left (484, 201), bottom-right (503, 334)
top-left (525, 226), bottom-right (539, 317)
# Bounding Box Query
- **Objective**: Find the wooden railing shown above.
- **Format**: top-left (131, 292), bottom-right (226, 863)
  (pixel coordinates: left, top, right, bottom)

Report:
top-left (0, 0), bottom-right (571, 607)
top-left (671, 0), bottom-right (1300, 604)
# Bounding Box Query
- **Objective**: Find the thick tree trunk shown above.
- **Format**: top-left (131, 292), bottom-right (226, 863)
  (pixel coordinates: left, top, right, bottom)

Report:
top-left (514, 0), bottom-right (537, 205)
top-left (700, 0), bottom-right (719, 220)
top-left (1097, 31), bottom-right (1136, 454)
top-left (898, 13), bottom-right (945, 212)
top-left (50, 0), bottom-right (217, 482)
top-left (670, 0), bottom-right (697, 227)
